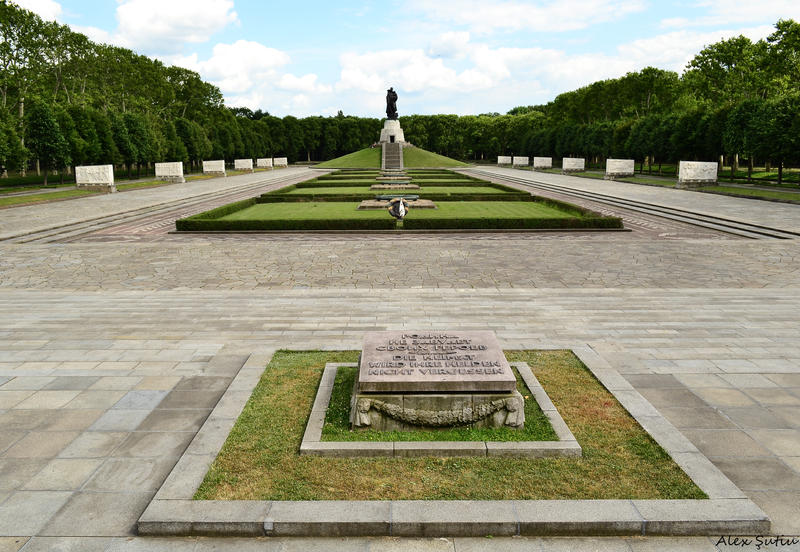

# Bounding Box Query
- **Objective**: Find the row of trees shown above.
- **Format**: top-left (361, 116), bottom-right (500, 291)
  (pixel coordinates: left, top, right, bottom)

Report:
top-left (1, 0), bottom-right (799, 182)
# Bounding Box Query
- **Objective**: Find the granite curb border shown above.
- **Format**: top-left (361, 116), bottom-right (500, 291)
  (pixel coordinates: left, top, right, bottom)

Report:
top-left (298, 362), bottom-right (582, 458)
top-left (138, 344), bottom-right (770, 537)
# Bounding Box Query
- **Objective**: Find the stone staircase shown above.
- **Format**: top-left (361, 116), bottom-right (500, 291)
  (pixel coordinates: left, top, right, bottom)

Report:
top-left (381, 142), bottom-right (403, 171)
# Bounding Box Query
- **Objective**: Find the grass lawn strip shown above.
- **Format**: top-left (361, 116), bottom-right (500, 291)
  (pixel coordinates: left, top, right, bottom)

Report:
top-left (0, 188), bottom-right (98, 208)
top-left (194, 350), bottom-right (704, 501)
top-left (699, 185), bottom-right (800, 203)
top-left (321, 365), bottom-right (557, 442)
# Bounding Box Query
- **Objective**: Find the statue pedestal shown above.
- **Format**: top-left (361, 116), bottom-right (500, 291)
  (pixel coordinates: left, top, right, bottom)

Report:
top-left (379, 119), bottom-right (405, 144)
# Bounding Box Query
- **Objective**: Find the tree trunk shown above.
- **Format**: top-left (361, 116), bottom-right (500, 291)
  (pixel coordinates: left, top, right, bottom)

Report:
top-left (43, 168), bottom-right (48, 187)
top-left (747, 157), bottom-right (753, 182)
top-left (59, 171), bottom-right (64, 185)
top-left (778, 161), bottom-right (783, 185)
top-left (765, 160), bottom-right (771, 172)
top-left (19, 98), bottom-right (26, 177)
top-left (127, 163), bottom-right (132, 179)
top-left (36, 159), bottom-right (41, 177)
top-left (731, 153), bottom-right (738, 179)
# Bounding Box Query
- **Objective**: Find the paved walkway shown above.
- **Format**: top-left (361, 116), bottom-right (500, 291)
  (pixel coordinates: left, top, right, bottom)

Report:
top-left (0, 169), bottom-right (798, 551)
top-left (478, 167), bottom-right (800, 233)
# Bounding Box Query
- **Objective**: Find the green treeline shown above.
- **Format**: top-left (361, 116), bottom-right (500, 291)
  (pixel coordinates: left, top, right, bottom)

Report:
top-left (1, 0), bottom-right (799, 182)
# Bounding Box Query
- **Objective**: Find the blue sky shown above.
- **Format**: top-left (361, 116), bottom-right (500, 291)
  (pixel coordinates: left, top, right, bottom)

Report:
top-left (16, 0), bottom-right (800, 117)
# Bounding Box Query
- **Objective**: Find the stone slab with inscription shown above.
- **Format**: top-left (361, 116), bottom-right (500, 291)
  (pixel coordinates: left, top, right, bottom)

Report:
top-left (358, 331), bottom-right (516, 393)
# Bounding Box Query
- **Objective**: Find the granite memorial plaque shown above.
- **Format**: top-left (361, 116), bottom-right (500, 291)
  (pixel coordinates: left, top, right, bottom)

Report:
top-left (358, 331), bottom-right (515, 393)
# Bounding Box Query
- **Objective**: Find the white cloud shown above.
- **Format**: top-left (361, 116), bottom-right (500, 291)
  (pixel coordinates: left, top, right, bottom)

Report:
top-left (407, 0), bottom-right (646, 34)
top-left (277, 74), bottom-right (333, 94)
top-left (13, 0), bottom-right (62, 20)
top-left (428, 31), bottom-right (472, 59)
top-left (115, 0), bottom-right (238, 53)
top-left (619, 25), bottom-right (777, 72)
top-left (187, 40), bottom-right (290, 93)
top-left (662, 0), bottom-right (800, 28)
top-left (70, 24), bottom-right (113, 44)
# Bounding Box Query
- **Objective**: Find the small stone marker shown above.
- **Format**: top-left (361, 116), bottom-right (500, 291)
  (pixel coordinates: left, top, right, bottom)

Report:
top-left (273, 157), bottom-right (288, 168)
top-left (677, 161), bottom-right (718, 189)
top-left (497, 156), bottom-right (512, 165)
top-left (76, 164), bottom-right (115, 193)
top-left (352, 331), bottom-right (524, 431)
top-left (562, 158), bottom-right (585, 173)
top-left (256, 158), bottom-right (273, 169)
top-left (202, 160), bottom-right (226, 177)
top-left (533, 157), bottom-right (552, 170)
top-left (358, 331), bottom-right (515, 393)
top-left (512, 156), bottom-right (529, 166)
top-left (154, 161), bottom-right (185, 183)
top-left (234, 159), bottom-right (254, 173)
top-left (605, 159), bottom-right (635, 180)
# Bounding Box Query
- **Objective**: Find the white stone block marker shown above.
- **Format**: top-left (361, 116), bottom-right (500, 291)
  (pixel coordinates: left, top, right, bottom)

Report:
top-left (256, 158), bottom-right (273, 169)
top-left (605, 159), bottom-right (635, 179)
top-left (76, 164), bottom-right (115, 192)
top-left (497, 156), bottom-right (512, 165)
top-left (512, 156), bottom-right (529, 166)
top-left (202, 160), bottom-right (226, 177)
top-left (562, 158), bottom-right (585, 172)
top-left (155, 161), bottom-right (185, 183)
top-left (533, 157), bottom-right (552, 170)
top-left (274, 157), bottom-right (288, 168)
top-left (234, 159), bottom-right (254, 173)
top-left (677, 161), bottom-right (718, 189)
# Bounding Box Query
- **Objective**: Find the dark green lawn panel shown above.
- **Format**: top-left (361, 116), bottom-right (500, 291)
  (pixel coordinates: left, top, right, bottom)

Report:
top-left (219, 202), bottom-right (387, 221)
top-left (406, 202), bottom-right (584, 219)
top-left (322, 365), bottom-right (557, 442)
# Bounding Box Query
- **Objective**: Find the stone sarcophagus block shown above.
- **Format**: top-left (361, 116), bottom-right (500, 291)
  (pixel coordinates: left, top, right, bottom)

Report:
top-left (533, 157), bottom-right (552, 170)
top-left (76, 164), bottom-right (115, 192)
top-left (512, 156), bottom-right (529, 166)
top-left (350, 331), bottom-right (524, 432)
top-left (605, 159), bottom-right (635, 179)
top-left (202, 160), bottom-right (226, 176)
top-left (155, 162), bottom-right (185, 183)
top-left (562, 158), bottom-right (585, 172)
top-left (234, 159), bottom-right (254, 172)
top-left (497, 156), bottom-right (512, 165)
top-left (677, 161), bottom-right (718, 188)
top-left (256, 158), bottom-right (273, 169)
top-left (273, 157), bottom-right (288, 168)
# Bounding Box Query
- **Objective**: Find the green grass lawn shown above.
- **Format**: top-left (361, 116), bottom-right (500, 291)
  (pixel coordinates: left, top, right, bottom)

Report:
top-left (322, 365), bottom-right (557, 442)
top-left (219, 202), bottom-right (387, 221)
top-left (405, 201), bottom-right (584, 220)
top-left (316, 147), bottom-right (468, 169)
top-left (0, 188), bottom-right (98, 208)
top-left (699, 185), bottom-right (800, 202)
top-left (194, 350), bottom-right (704, 501)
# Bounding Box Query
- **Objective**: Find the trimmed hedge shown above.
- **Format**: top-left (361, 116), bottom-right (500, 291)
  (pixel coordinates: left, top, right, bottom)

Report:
top-left (257, 192), bottom-right (533, 203)
top-left (402, 216), bottom-right (624, 230)
top-left (177, 217), bottom-right (396, 231)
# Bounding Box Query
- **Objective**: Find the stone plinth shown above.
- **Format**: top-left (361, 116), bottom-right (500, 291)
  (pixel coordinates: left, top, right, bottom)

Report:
top-left (234, 159), bottom-right (254, 173)
top-left (358, 199), bottom-right (435, 209)
top-left (274, 157), bottom-right (288, 168)
top-left (533, 157), bottom-right (552, 170)
top-left (677, 161), bottom-right (718, 189)
top-left (76, 164), bottom-right (115, 193)
top-left (155, 162), bottom-right (185, 183)
top-left (512, 156), bottom-right (529, 166)
top-left (562, 158), bottom-right (585, 173)
top-left (497, 156), bottom-right (512, 165)
top-left (358, 331), bottom-right (515, 393)
top-left (350, 390), bottom-right (525, 431)
top-left (256, 158), bottom-right (273, 169)
top-left (379, 119), bottom-right (405, 144)
top-left (371, 183), bottom-right (419, 190)
top-left (605, 159), bottom-right (635, 180)
top-left (202, 160), bottom-right (226, 177)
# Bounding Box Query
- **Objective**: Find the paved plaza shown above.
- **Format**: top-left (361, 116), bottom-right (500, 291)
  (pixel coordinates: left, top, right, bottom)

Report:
top-left (0, 169), bottom-right (799, 551)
